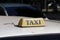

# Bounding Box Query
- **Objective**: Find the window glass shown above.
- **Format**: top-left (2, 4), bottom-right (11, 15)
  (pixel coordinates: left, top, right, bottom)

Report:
top-left (0, 7), bottom-right (6, 16)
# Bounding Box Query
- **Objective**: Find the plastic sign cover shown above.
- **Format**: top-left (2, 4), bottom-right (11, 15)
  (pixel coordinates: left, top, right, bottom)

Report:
top-left (18, 18), bottom-right (45, 27)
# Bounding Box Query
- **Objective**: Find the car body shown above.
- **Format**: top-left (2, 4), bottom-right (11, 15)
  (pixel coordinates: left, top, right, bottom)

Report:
top-left (0, 3), bottom-right (45, 18)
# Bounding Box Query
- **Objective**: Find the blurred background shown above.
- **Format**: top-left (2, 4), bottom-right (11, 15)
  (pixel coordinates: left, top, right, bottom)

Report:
top-left (0, 0), bottom-right (60, 20)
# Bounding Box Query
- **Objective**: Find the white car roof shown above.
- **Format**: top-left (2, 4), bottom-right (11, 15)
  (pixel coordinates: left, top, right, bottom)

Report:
top-left (0, 16), bottom-right (60, 38)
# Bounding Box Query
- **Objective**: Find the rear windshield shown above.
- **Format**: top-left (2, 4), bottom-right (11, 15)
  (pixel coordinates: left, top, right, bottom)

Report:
top-left (5, 7), bottom-right (39, 17)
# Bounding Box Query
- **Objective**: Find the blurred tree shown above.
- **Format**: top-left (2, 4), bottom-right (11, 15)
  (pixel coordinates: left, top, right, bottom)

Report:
top-left (0, 0), bottom-right (20, 3)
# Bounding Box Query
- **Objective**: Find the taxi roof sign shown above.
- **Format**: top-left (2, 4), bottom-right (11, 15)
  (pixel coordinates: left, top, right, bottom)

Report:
top-left (18, 18), bottom-right (45, 27)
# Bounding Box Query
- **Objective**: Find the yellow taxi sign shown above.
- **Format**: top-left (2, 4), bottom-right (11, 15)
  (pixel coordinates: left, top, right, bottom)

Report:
top-left (18, 18), bottom-right (45, 27)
